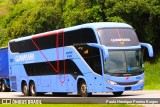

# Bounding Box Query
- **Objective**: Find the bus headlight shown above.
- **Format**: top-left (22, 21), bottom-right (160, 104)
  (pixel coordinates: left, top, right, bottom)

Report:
top-left (137, 78), bottom-right (144, 84)
top-left (105, 79), bottom-right (117, 85)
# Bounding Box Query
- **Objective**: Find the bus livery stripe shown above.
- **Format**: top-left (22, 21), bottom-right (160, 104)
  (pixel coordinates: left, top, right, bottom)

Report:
top-left (31, 38), bottom-right (58, 73)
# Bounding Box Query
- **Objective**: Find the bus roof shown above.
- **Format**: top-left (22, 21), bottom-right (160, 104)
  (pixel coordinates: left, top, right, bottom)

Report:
top-left (64, 22), bottom-right (132, 31)
top-left (10, 22), bottom-right (133, 42)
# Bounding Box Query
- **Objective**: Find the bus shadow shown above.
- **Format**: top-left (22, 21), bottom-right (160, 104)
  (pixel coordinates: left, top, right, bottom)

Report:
top-left (46, 94), bottom-right (142, 98)
top-left (15, 93), bottom-right (143, 98)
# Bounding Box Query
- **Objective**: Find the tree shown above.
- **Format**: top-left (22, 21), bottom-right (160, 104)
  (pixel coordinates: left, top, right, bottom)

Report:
top-left (0, 0), bottom-right (160, 56)
top-left (1, 0), bottom-right (63, 46)
top-left (62, 0), bottom-right (103, 27)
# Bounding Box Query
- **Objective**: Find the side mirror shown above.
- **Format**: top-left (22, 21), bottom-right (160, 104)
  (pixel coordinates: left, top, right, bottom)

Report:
top-left (140, 43), bottom-right (154, 57)
top-left (87, 43), bottom-right (109, 59)
top-left (103, 47), bottom-right (109, 59)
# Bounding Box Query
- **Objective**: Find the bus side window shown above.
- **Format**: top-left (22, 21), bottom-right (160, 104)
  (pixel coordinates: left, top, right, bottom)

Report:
top-left (81, 28), bottom-right (97, 43)
top-left (9, 42), bottom-right (19, 53)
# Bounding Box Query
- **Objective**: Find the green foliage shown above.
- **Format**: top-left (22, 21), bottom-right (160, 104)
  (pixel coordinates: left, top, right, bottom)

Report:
top-left (107, 16), bottom-right (125, 22)
top-left (0, 0), bottom-right (63, 45)
top-left (144, 60), bottom-right (160, 89)
top-left (62, 0), bottom-right (103, 27)
top-left (0, 0), bottom-right (159, 55)
top-left (0, 0), bottom-right (4, 3)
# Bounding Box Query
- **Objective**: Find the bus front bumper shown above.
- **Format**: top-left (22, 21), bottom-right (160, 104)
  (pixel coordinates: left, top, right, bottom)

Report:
top-left (103, 81), bottom-right (144, 92)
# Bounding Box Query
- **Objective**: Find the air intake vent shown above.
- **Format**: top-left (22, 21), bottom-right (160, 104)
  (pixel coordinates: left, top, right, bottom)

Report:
top-left (117, 81), bottom-right (137, 86)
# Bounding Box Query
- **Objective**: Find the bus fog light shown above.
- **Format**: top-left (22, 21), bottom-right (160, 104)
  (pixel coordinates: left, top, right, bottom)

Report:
top-left (105, 79), bottom-right (117, 85)
top-left (137, 78), bottom-right (144, 84)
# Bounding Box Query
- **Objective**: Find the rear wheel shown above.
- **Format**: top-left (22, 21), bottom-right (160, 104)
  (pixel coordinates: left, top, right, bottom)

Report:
top-left (22, 82), bottom-right (30, 96)
top-left (30, 82), bottom-right (37, 96)
top-left (79, 80), bottom-right (92, 97)
top-left (113, 91), bottom-right (123, 96)
top-left (1, 81), bottom-right (7, 92)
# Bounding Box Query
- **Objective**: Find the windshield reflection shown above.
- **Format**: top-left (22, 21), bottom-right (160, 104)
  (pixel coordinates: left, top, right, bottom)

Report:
top-left (98, 28), bottom-right (139, 47)
top-left (104, 50), bottom-right (143, 74)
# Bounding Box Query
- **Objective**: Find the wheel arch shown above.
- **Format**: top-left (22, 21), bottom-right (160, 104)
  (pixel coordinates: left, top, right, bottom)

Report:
top-left (29, 79), bottom-right (35, 90)
top-left (29, 80), bottom-right (34, 85)
top-left (21, 80), bottom-right (27, 91)
top-left (76, 76), bottom-right (87, 93)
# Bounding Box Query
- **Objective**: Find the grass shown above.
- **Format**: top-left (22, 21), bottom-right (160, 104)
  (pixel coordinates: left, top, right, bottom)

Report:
top-left (144, 59), bottom-right (160, 89)
top-left (0, 0), bottom-right (9, 15)
top-left (0, 104), bottom-right (143, 107)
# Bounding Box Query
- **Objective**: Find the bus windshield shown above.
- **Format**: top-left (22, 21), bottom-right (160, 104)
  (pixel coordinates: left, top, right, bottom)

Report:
top-left (98, 28), bottom-right (139, 46)
top-left (104, 50), bottom-right (143, 74)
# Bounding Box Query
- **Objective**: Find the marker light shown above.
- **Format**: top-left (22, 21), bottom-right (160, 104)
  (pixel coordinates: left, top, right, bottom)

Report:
top-left (84, 49), bottom-right (88, 54)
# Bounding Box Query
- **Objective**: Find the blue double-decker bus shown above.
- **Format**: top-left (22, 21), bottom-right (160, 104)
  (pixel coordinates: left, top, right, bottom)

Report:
top-left (8, 22), bottom-right (153, 97)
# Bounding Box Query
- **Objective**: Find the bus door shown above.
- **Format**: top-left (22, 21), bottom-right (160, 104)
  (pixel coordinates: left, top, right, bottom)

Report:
top-left (56, 31), bottom-right (67, 92)
top-left (92, 50), bottom-right (103, 92)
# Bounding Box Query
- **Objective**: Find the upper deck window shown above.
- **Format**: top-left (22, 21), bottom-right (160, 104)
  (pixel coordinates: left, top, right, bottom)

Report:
top-left (98, 28), bottom-right (139, 47)
top-left (9, 28), bottom-right (97, 53)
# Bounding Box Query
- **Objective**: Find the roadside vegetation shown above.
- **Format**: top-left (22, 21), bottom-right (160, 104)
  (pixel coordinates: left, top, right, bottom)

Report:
top-left (145, 58), bottom-right (160, 89)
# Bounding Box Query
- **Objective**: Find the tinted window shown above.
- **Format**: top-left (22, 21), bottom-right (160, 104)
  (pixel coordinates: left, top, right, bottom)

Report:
top-left (74, 44), bottom-right (102, 75)
top-left (85, 55), bottom-right (102, 75)
top-left (64, 28), bottom-right (97, 46)
top-left (9, 28), bottom-right (97, 53)
top-left (32, 34), bottom-right (57, 50)
top-left (24, 60), bottom-right (82, 77)
top-left (98, 28), bottom-right (139, 47)
top-left (9, 34), bottom-right (57, 53)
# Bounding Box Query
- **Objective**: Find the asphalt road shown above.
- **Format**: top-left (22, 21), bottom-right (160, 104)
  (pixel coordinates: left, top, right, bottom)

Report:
top-left (0, 91), bottom-right (160, 105)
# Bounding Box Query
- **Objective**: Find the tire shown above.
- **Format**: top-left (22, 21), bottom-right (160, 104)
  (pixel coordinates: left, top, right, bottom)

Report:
top-left (1, 81), bottom-right (7, 92)
top-left (79, 80), bottom-right (92, 97)
top-left (30, 81), bottom-right (37, 96)
top-left (113, 91), bottom-right (123, 96)
top-left (22, 82), bottom-right (30, 96)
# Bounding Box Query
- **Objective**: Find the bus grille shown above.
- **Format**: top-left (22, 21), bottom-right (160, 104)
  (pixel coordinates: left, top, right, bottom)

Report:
top-left (117, 81), bottom-right (138, 86)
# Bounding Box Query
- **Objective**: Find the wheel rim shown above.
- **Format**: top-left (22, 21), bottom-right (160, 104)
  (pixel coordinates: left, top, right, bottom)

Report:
top-left (81, 83), bottom-right (87, 94)
top-left (2, 83), bottom-right (5, 91)
top-left (31, 84), bottom-right (35, 95)
top-left (23, 85), bottom-right (28, 94)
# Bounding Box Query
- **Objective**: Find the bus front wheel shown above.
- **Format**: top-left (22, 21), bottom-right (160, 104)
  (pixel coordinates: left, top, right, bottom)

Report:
top-left (30, 82), bottom-right (37, 96)
top-left (22, 82), bottom-right (30, 96)
top-left (113, 91), bottom-right (123, 96)
top-left (79, 80), bottom-right (91, 97)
